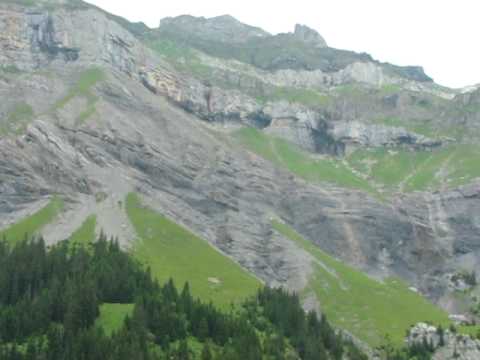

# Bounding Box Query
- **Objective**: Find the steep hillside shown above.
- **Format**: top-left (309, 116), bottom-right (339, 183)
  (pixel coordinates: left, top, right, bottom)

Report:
top-left (125, 193), bottom-right (261, 307)
top-left (272, 220), bottom-right (450, 346)
top-left (1, 0), bottom-right (480, 351)
top-left (0, 237), bottom-right (369, 360)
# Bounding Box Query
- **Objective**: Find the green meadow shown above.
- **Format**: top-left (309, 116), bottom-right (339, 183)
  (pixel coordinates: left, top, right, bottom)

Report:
top-left (69, 215), bottom-right (97, 248)
top-left (96, 303), bottom-right (135, 336)
top-left (52, 67), bottom-right (105, 124)
top-left (125, 193), bottom-right (261, 308)
top-left (348, 144), bottom-right (480, 192)
top-left (0, 197), bottom-right (64, 245)
top-left (234, 126), bottom-right (480, 195)
top-left (234, 127), bottom-right (377, 195)
top-left (272, 220), bottom-right (450, 346)
top-left (0, 102), bottom-right (34, 136)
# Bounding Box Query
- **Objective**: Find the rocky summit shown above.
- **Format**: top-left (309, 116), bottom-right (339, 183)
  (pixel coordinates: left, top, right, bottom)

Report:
top-left (1, 0), bottom-right (480, 357)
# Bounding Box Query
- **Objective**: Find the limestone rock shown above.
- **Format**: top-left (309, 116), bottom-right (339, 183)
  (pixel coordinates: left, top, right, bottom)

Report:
top-left (293, 24), bottom-right (327, 48)
top-left (159, 14), bottom-right (270, 43)
top-left (408, 323), bottom-right (480, 360)
top-left (1, 2), bottom-right (480, 338)
top-left (329, 120), bottom-right (442, 151)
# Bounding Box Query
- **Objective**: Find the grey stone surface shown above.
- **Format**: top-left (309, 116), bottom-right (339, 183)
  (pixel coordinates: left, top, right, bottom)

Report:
top-left (329, 120), bottom-right (442, 150)
top-left (0, 2), bottom-right (480, 336)
top-left (408, 323), bottom-right (480, 360)
top-left (159, 14), bottom-right (270, 43)
top-left (293, 24), bottom-right (327, 48)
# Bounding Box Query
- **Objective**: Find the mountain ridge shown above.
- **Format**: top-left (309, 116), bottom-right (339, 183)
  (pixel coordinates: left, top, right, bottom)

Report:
top-left (1, 0), bottom-right (480, 354)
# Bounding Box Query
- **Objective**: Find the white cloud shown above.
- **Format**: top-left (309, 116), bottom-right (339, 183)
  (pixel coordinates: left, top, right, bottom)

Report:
top-left (87, 0), bottom-right (480, 88)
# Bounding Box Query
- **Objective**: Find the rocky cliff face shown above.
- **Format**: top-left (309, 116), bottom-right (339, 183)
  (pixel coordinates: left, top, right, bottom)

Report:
top-left (0, 1), bottom-right (154, 74)
top-left (293, 24), bottom-right (328, 48)
top-left (159, 14), bottom-right (270, 43)
top-left (408, 323), bottom-right (480, 360)
top-left (1, 0), bottom-right (480, 347)
top-left (329, 120), bottom-right (442, 151)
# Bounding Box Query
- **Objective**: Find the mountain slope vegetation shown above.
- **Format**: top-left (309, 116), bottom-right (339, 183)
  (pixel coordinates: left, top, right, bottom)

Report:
top-left (272, 220), bottom-right (450, 346)
top-left (0, 237), bottom-right (370, 360)
top-left (0, 197), bottom-right (64, 245)
top-left (1, 1), bottom-right (480, 358)
top-left (126, 193), bottom-right (261, 307)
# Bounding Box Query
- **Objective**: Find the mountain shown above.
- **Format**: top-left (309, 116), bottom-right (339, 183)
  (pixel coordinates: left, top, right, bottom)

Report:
top-left (158, 14), bottom-right (270, 43)
top-left (0, 237), bottom-right (370, 359)
top-left (1, 0), bottom-right (480, 354)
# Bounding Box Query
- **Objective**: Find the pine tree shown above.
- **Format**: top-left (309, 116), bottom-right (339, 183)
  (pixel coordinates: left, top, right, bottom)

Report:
top-left (437, 325), bottom-right (445, 347)
top-left (198, 318), bottom-right (210, 341)
top-left (0, 236), bottom-right (370, 360)
top-left (201, 341), bottom-right (213, 360)
top-left (177, 339), bottom-right (190, 360)
top-left (264, 334), bottom-right (286, 360)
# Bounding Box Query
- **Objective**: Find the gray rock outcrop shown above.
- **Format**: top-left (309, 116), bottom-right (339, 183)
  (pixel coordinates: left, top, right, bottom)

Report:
top-left (1, 1), bottom-right (480, 336)
top-left (159, 14), bottom-right (270, 43)
top-left (408, 323), bottom-right (480, 360)
top-left (293, 24), bottom-right (327, 48)
top-left (329, 120), bottom-right (442, 151)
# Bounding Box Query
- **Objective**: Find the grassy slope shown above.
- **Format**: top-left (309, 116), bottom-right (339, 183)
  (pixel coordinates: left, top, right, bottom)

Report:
top-left (69, 215), bottom-right (97, 247)
top-left (259, 87), bottom-right (331, 107)
top-left (146, 38), bottom-right (212, 79)
top-left (272, 220), bottom-right (450, 347)
top-left (347, 148), bottom-right (432, 189)
top-left (125, 193), bottom-right (260, 308)
top-left (96, 303), bottom-right (134, 336)
top-left (147, 38), bottom-right (333, 109)
top-left (0, 64), bottom-right (21, 74)
top-left (347, 144), bottom-right (480, 192)
top-left (53, 67), bottom-right (105, 124)
top-left (0, 197), bottom-right (64, 245)
top-left (459, 325), bottom-right (480, 339)
top-left (234, 127), bottom-right (377, 195)
top-left (403, 148), bottom-right (454, 191)
top-left (147, 35), bottom-right (479, 193)
top-left (370, 116), bottom-right (472, 141)
top-left (232, 114), bottom-right (480, 195)
top-left (0, 102), bottom-right (34, 136)
top-left (442, 144), bottom-right (480, 188)
top-left (370, 117), bottom-right (438, 139)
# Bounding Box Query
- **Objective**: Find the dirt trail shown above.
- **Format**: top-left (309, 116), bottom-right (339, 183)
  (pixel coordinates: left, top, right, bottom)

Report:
top-left (95, 192), bottom-right (137, 248)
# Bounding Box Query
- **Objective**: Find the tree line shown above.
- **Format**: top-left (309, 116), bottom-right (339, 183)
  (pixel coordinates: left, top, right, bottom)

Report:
top-left (0, 235), bottom-right (368, 359)
top-left (0, 234), bottom-right (427, 359)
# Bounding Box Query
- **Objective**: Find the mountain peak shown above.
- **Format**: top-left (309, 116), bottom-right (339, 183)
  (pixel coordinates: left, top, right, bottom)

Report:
top-left (4, 0), bottom-right (88, 8)
top-left (158, 14), bottom-right (270, 43)
top-left (210, 14), bottom-right (240, 23)
top-left (293, 23), bottom-right (327, 48)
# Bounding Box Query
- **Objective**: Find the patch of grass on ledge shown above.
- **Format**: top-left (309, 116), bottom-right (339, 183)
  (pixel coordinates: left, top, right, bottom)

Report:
top-left (234, 127), bottom-right (377, 195)
top-left (146, 38), bottom-right (213, 79)
top-left (258, 86), bottom-right (332, 108)
top-left (2, 0), bottom-right (36, 6)
top-left (0, 64), bottom-right (22, 74)
top-left (347, 144), bottom-right (480, 192)
top-left (0, 197), bottom-right (64, 245)
top-left (125, 193), bottom-right (260, 308)
top-left (458, 325), bottom-right (480, 340)
top-left (348, 148), bottom-right (432, 189)
top-left (0, 102), bottom-right (34, 136)
top-left (53, 67), bottom-right (105, 113)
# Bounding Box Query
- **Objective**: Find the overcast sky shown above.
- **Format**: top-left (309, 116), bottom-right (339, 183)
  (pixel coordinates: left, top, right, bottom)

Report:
top-left (87, 0), bottom-right (480, 89)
